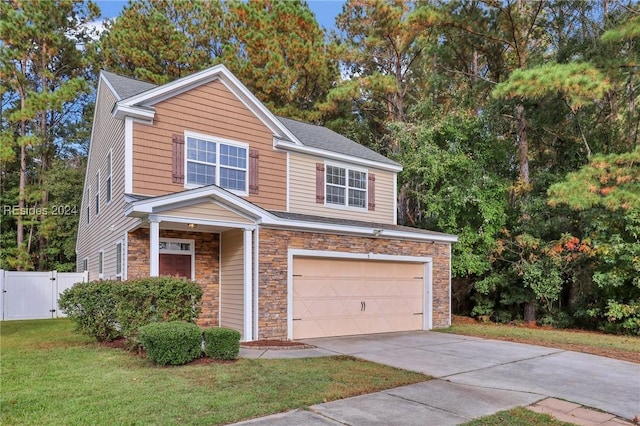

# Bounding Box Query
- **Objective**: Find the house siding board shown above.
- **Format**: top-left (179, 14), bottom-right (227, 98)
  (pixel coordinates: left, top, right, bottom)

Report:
top-left (220, 229), bottom-right (244, 335)
top-left (257, 228), bottom-right (451, 340)
top-left (127, 228), bottom-right (220, 327)
top-left (131, 79), bottom-right (286, 210)
top-left (288, 153), bottom-right (395, 224)
top-left (158, 202), bottom-right (252, 223)
top-left (76, 78), bottom-right (138, 279)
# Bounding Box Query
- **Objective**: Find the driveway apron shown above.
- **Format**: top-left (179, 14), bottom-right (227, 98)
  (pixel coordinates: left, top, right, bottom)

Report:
top-left (235, 331), bottom-right (640, 425)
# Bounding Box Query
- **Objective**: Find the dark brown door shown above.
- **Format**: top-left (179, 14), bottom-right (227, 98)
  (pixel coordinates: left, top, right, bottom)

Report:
top-left (159, 254), bottom-right (191, 278)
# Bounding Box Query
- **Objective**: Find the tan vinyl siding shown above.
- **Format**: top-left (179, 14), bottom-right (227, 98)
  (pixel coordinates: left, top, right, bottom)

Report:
top-left (288, 152), bottom-right (396, 224)
top-left (158, 202), bottom-right (252, 224)
top-left (131, 79), bottom-right (286, 210)
top-left (76, 79), bottom-right (138, 279)
top-left (220, 229), bottom-right (244, 336)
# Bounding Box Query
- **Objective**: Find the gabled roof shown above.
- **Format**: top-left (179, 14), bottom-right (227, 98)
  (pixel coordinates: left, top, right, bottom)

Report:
top-left (276, 117), bottom-right (400, 167)
top-left (101, 70), bottom-right (157, 100)
top-left (101, 65), bottom-right (401, 171)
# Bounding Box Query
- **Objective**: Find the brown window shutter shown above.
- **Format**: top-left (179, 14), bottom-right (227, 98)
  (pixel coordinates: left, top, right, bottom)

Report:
top-left (316, 163), bottom-right (325, 203)
top-left (172, 134), bottom-right (185, 184)
top-left (249, 148), bottom-right (259, 195)
top-left (368, 173), bottom-right (376, 211)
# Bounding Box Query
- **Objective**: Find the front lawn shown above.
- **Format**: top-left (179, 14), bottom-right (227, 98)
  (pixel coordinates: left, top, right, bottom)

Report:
top-left (0, 319), bottom-right (428, 425)
top-left (441, 316), bottom-right (640, 363)
top-left (461, 407), bottom-right (573, 426)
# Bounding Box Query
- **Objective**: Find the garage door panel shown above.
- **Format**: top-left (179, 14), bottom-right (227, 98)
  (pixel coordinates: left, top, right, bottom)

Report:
top-left (292, 258), bottom-right (426, 339)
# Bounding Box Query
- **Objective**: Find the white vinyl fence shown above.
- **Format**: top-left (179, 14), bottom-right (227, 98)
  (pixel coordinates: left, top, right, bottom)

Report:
top-left (0, 270), bottom-right (88, 321)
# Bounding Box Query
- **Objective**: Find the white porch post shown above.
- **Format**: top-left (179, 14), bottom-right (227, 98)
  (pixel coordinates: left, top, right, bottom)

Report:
top-left (243, 228), bottom-right (253, 341)
top-left (149, 216), bottom-right (160, 277)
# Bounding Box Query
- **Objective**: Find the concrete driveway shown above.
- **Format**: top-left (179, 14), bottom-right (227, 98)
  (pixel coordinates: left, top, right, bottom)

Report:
top-left (237, 331), bottom-right (639, 425)
top-left (304, 331), bottom-right (640, 420)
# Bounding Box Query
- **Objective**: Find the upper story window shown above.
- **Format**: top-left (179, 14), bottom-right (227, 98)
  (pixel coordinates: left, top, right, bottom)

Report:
top-left (106, 151), bottom-right (112, 203)
top-left (326, 164), bottom-right (367, 209)
top-left (185, 133), bottom-right (248, 194)
top-left (95, 172), bottom-right (100, 216)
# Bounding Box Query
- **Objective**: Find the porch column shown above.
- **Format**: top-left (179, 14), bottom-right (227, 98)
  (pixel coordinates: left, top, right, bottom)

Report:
top-left (243, 228), bottom-right (253, 341)
top-left (149, 216), bottom-right (160, 277)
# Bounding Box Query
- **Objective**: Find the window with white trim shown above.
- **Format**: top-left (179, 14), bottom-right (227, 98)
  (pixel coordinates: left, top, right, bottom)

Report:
top-left (186, 134), bottom-right (247, 193)
top-left (106, 151), bottom-right (112, 203)
top-left (326, 164), bottom-right (367, 209)
top-left (95, 171), bottom-right (100, 216)
top-left (98, 250), bottom-right (104, 279)
top-left (116, 241), bottom-right (122, 277)
top-left (82, 258), bottom-right (88, 272)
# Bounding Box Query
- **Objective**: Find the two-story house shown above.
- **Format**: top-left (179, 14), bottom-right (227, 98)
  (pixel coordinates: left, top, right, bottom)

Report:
top-left (76, 64), bottom-right (457, 341)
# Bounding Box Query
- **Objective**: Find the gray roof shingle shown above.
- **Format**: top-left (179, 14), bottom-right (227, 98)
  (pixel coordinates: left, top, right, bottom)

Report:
top-left (268, 210), bottom-right (455, 239)
top-left (101, 70), bottom-right (157, 100)
top-left (276, 116), bottom-right (400, 167)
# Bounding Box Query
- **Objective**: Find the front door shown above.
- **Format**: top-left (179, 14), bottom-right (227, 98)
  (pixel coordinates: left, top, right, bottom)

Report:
top-left (159, 254), bottom-right (191, 279)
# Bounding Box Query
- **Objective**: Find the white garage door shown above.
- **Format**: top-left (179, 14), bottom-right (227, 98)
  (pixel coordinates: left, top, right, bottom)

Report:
top-left (292, 258), bottom-right (425, 339)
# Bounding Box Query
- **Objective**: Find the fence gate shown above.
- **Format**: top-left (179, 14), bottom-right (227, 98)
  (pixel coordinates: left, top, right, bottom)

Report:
top-left (0, 270), bottom-right (88, 321)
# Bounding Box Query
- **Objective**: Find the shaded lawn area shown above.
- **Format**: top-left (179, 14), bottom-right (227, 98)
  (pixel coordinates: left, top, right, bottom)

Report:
top-left (1, 319), bottom-right (428, 425)
top-left (441, 316), bottom-right (640, 363)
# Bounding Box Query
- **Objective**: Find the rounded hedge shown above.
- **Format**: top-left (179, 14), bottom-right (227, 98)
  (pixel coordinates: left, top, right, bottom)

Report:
top-left (139, 321), bottom-right (203, 365)
top-left (203, 327), bottom-right (241, 360)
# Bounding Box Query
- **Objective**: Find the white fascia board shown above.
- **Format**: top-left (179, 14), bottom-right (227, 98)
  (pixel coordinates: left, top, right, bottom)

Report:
top-left (125, 185), bottom-right (274, 221)
top-left (261, 218), bottom-right (458, 243)
top-left (100, 72), bottom-right (122, 101)
top-left (112, 104), bottom-right (155, 120)
top-left (274, 140), bottom-right (403, 173)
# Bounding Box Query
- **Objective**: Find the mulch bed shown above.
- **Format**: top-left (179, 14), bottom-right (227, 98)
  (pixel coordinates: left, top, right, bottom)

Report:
top-left (241, 340), bottom-right (315, 350)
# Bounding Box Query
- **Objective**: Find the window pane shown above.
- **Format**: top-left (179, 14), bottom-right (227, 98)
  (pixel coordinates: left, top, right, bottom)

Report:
top-left (220, 144), bottom-right (246, 168)
top-left (187, 162), bottom-right (214, 185)
top-left (326, 185), bottom-right (345, 205)
top-left (326, 166), bottom-right (345, 186)
top-left (349, 170), bottom-right (366, 189)
top-left (187, 137), bottom-right (216, 163)
top-left (116, 243), bottom-right (122, 274)
top-left (220, 167), bottom-right (246, 191)
top-left (348, 188), bottom-right (366, 208)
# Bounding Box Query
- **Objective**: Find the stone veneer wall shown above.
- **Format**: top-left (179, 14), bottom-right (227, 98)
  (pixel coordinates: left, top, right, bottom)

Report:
top-left (127, 228), bottom-right (220, 327)
top-left (257, 228), bottom-right (451, 340)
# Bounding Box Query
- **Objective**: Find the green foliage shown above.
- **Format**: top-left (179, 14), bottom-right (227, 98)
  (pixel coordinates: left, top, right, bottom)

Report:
top-left (605, 300), bottom-right (640, 335)
top-left (203, 327), bottom-right (241, 360)
top-left (548, 148), bottom-right (640, 333)
top-left (114, 276), bottom-right (203, 345)
top-left (59, 277), bottom-right (203, 343)
top-left (393, 112), bottom-right (510, 278)
top-left (138, 321), bottom-right (203, 366)
top-left (58, 280), bottom-right (120, 342)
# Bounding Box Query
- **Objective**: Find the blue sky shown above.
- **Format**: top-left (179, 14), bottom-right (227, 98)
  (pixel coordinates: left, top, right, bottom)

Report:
top-left (95, 1), bottom-right (344, 31)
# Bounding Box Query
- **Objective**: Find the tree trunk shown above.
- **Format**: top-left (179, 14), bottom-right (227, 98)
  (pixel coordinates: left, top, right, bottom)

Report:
top-left (524, 300), bottom-right (537, 324)
top-left (515, 103), bottom-right (530, 185)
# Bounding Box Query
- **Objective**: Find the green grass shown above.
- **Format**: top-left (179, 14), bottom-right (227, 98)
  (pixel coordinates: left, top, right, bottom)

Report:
top-left (461, 407), bottom-right (574, 426)
top-left (0, 319), bottom-right (428, 425)
top-left (440, 319), bottom-right (640, 363)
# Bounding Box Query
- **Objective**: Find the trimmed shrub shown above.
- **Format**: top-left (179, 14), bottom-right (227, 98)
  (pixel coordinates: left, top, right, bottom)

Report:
top-left (59, 280), bottom-right (120, 341)
top-left (114, 276), bottom-right (203, 344)
top-left (59, 276), bottom-right (203, 345)
top-left (203, 327), bottom-right (241, 360)
top-left (138, 321), bottom-right (203, 365)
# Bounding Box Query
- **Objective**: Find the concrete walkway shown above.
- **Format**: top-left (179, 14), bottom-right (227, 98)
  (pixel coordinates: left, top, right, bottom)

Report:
top-left (235, 331), bottom-right (640, 425)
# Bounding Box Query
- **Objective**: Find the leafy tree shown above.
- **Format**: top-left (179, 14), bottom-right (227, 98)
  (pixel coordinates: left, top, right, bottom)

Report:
top-left (325, 0), bottom-right (440, 153)
top-left (393, 112), bottom-right (511, 312)
top-left (98, 0), bottom-right (224, 84)
top-left (224, 0), bottom-right (337, 121)
top-left (548, 148), bottom-right (640, 334)
top-left (0, 0), bottom-right (99, 270)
